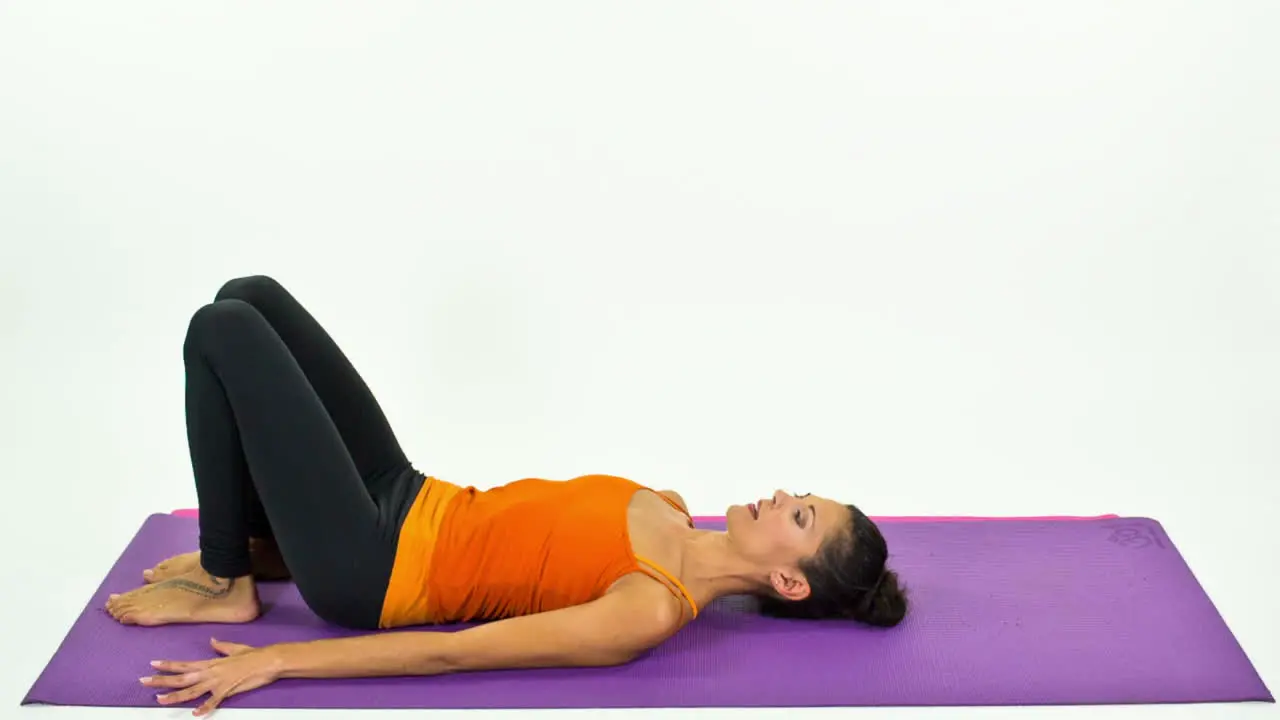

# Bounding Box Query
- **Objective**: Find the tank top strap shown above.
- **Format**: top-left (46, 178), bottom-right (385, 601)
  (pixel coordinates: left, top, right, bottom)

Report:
top-left (633, 554), bottom-right (699, 619)
top-left (653, 490), bottom-right (694, 527)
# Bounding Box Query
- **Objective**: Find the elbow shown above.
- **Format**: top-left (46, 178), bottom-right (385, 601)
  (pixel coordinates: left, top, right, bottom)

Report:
top-left (612, 642), bottom-right (648, 665)
top-left (559, 640), bottom-right (648, 669)
top-left (587, 647), bottom-right (643, 668)
top-left (422, 633), bottom-right (469, 675)
top-left (436, 639), bottom-right (640, 674)
top-left (597, 637), bottom-right (658, 667)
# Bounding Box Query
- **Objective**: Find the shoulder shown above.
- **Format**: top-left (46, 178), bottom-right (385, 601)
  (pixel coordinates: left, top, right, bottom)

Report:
top-left (608, 572), bottom-right (689, 636)
top-left (658, 489), bottom-right (688, 513)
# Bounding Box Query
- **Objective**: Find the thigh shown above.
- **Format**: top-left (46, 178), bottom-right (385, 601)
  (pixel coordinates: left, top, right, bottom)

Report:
top-left (185, 298), bottom-right (395, 627)
top-left (214, 275), bottom-right (410, 482)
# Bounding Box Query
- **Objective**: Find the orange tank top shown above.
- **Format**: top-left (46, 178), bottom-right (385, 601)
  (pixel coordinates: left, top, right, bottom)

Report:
top-left (378, 473), bottom-right (698, 628)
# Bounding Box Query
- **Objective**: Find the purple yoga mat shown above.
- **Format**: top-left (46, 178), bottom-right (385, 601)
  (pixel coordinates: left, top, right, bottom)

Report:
top-left (24, 513), bottom-right (1272, 709)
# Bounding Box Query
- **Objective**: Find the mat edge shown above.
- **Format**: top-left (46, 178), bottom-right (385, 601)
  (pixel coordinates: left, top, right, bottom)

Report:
top-left (22, 512), bottom-right (178, 705)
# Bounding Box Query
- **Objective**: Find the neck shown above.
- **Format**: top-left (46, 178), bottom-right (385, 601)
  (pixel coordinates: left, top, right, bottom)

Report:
top-left (678, 528), bottom-right (769, 602)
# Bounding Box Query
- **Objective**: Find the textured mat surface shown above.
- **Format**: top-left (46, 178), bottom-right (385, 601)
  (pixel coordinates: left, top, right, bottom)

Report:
top-left (24, 513), bottom-right (1272, 709)
top-left (171, 508), bottom-right (1122, 523)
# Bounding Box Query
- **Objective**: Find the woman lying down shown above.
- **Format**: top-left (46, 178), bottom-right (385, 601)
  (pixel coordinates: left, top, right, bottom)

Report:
top-left (106, 276), bottom-right (907, 716)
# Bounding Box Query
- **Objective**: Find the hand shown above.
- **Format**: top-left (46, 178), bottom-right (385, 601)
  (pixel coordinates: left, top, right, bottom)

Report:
top-left (140, 637), bottom-right (283, 716)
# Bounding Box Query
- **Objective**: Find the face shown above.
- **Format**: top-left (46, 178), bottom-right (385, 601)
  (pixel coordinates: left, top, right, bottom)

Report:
top-left (726, 490), bottom-right (851, 601)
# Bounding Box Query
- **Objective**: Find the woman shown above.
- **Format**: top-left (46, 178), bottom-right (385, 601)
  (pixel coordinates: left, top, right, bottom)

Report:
top-left (106, 275), bottom-right (907, 715)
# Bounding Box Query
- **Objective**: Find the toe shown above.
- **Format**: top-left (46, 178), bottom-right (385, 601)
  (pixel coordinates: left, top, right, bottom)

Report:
top-left (119, 601), bottom-right (144, 624)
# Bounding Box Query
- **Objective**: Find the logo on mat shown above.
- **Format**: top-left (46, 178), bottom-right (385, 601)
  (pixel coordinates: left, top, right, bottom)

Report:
top-left (1105, 522), bottom-right (1166, 550)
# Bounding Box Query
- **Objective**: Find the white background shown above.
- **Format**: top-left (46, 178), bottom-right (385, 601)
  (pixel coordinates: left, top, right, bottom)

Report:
top-left (2, 1), bottom-right (1276, 718)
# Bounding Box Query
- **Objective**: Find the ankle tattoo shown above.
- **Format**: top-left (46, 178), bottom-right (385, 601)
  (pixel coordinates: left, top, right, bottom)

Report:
top-left (159, 576), bottom-right (235, 599)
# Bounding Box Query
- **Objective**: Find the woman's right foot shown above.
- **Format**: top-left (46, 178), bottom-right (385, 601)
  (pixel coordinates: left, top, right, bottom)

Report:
top-left (143, 540), bottom-right (291, 584)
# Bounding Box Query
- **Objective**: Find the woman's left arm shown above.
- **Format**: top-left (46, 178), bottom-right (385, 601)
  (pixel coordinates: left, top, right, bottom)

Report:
top-left (282, 585), bottom-right (682, 677)
top-left (142, 583), bottom-right (683, 715)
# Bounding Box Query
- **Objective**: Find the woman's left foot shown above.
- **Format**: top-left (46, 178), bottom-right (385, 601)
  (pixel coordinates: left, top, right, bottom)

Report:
top-left (105, 568), bottom-right (260, 626)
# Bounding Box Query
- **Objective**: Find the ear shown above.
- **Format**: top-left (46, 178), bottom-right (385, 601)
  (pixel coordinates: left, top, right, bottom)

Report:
top-left (769, 568), bottom-right (811, 602)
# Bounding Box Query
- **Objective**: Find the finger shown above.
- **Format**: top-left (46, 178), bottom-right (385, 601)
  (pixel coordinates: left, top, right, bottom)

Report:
top-left (155, 682), bottom-right (211, 707)
top-left (150, 659), bottom-right (213, 674)
top-left (195, 681), bottom-right (244, 718)
top-left (210, 638), bottom-right (253, 656)
top-left (141, 671), bottom-right (204, 689)
top-left (194, 693), bottom-right (223, 717)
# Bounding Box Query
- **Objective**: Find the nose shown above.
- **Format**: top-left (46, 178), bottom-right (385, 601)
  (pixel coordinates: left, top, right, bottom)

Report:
top-left (772, 489), bottom-right (790, 506)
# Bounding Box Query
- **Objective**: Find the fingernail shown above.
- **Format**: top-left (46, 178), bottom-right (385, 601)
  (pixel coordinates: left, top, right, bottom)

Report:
top-left (139, 676), bottom-right (151, 684)
top-left (150, 661), bottom-right (162, 667)
top-left (109, 594), bottom-right (119, 600)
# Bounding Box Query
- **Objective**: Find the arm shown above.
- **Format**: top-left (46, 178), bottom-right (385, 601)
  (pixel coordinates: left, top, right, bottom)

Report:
top-left (272, 585), bottom-right (681, 679)
top-left (142, 584), bottom-right (685, 713)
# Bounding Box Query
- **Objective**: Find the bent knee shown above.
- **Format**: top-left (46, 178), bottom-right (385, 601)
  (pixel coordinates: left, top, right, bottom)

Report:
top-left (215, 275), bottom-right (286, 304)
top-left (184, 299), bottom-right (266, 352)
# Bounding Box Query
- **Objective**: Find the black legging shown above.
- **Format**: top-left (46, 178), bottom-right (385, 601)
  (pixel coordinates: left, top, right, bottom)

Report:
top-left (183, 275), bottom-right (425, 629)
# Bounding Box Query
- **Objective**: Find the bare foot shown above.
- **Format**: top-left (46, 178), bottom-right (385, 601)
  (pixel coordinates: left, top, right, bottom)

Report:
top-left (142, 551), bottom-right (201, 583)
top-left (106, 568), bottom-right (260, 626)
top-left (143, 539), bottom-right (290, 584)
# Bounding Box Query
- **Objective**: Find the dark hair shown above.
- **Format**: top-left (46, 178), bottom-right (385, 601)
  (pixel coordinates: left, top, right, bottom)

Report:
top-left (758, 504), bottom-right (908, 627)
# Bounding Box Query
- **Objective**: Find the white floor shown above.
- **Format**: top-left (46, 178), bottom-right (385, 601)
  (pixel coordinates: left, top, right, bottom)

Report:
top-left (3, 1), bottom-right (1278, 718)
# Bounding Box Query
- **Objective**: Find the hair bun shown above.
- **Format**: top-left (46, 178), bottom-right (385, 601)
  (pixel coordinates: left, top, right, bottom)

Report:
top-left (852, 567), bottom-right (908, 627)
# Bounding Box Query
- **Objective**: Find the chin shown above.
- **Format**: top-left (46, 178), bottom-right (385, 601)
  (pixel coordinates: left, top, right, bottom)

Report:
top-left (725, 504), bottom-right (748, 530)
